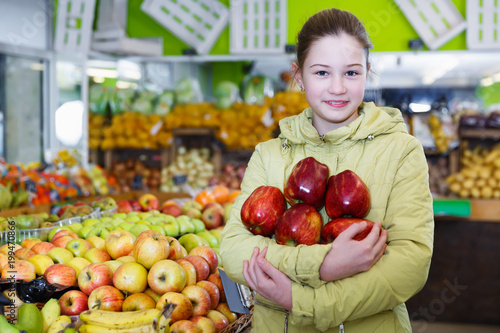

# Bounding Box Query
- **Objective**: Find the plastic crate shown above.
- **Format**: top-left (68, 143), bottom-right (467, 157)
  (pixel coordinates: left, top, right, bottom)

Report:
top-left (230, 0), bottom-right (287, 54)
top-left (467, 0), bottom-right (500, 49)
top-left (140, 0), bottom-right (229, 55)
top-left (54, 0), bottom-right (96, 53)
top-left (395, 0), bottom-right (467, 50)
top-left (0, 217), bottom-right (81, 245)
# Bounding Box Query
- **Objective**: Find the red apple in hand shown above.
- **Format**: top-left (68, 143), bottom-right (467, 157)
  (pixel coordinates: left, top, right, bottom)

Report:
top-left (284, 156), bottom-right (329, 210)
top-left (321, 218), bottom-right (376, 243)
top-left (138, 193), bottom-right (159, 211)
top-left (325, 170), bottom-right (371, 219)
top-left (59, 290), bottom-right (89, 316)
top-left (275, 203), bottom-right (323, 246)
top-left (240, 186), bottom-right (286, 237)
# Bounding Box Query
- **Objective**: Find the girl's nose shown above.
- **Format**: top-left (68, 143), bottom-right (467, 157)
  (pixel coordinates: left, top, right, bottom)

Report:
top-left (328, 76), bottom-right (347, 94)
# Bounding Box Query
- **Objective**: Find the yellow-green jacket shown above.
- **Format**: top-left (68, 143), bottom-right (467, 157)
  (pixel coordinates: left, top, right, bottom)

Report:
top-left (220, 102), bottom-right (434, 332)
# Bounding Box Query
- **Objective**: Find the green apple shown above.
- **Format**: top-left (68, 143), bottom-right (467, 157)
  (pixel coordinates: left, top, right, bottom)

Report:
top-left (77, 225), bottom-right (94, 238)
top-left (47, 247), bottom-right (74, 265)
top-left (150, 225), bottom-right (166, 236)
top-left (149, 209), bottom-right (161, 216)
top-left (66, 238), bottom-right (90, 257)
top-left (111, 218), bottom-right (124, 226)
top-left (100, 228), bottom-right (110, 239)
top-left (130, 223), bottom-right (150, 237)
top-left (178, 233), bottom-right (206, 253)
top-left (107, 226), bottom-right (121, 232)
top-left (118, 222), bottom-right (134, 231)
top-left (196, 231), bottom-right (219, 248)
top-left (162, 220), bottom-right (180, 237)
top-left (138, 212), bottom-right (153, 219)
top-left (182, 200), bottom-right (203, 213)
top-left (126, 211), bottom-right (140, 216)
top-left (190, 218), bottom-right (206, 233)
top-left (126, 215), bottom-right (141, 223)
top-left (176, 215), bottom-right (195, 235)
top-left (99, 217), bottom-right (114, 224)
top-left (223, 202), bottom-right (233, 222)
top-left (162, 214), bottom-right (177, 224)
top-left (67, 223), bottom-right (83, 233)
top-left (209, 228), bottom-right (223, 244)
top-left (82, 218), bottom-right (100, 227)
top-left (86, 226), bottom-right (106, 239)
top-left (112, 213), bottom-right (127, 220)
top-left (145, 216), bottom-right (164, 225)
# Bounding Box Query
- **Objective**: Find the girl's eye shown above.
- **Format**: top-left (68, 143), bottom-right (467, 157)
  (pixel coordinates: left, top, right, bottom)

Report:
top-left (346, 71), bottom-right (358, 76)
top-left (316, 71), bottom-right (328, 76)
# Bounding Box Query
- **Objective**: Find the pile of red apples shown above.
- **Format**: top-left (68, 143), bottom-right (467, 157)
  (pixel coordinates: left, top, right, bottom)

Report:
top-left (241, 157), bottom-right (376, 246)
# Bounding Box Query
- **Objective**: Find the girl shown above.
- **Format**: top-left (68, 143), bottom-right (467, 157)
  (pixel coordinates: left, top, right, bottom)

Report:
top-left (220, 8), bottom-right (434, 332)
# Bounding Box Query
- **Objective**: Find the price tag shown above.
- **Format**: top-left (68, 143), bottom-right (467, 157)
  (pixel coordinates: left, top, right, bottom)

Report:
top-left (173, 174), bottom-right (187, 185)
top-left (131, 175), bottom-right (143, 190)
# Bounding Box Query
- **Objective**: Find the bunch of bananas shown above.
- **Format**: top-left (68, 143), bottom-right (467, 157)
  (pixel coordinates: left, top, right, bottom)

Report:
top-left (79, 305), bottom-right (174, 333)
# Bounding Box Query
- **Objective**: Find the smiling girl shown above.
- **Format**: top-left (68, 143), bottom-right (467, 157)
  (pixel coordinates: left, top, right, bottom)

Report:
top-left (220, 8), bottom-right (434, 332)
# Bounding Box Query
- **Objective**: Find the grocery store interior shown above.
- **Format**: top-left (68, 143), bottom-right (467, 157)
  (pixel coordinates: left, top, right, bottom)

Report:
top-left (1, 0), bottom-right (500, 332)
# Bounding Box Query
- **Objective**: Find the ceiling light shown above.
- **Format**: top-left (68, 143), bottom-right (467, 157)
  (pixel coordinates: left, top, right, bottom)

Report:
top-left (409, 102), bottom-right (431, 113)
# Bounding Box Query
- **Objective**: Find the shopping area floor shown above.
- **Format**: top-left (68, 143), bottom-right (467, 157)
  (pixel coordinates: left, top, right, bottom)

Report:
top-left (411, 321), bottom-right (500, 332)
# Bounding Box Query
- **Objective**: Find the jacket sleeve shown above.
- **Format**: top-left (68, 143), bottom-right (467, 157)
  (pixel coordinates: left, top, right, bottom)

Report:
top-left (220, 143), bottom-right (331, 287)
top-left (288, 140), bottom-right (434, 331)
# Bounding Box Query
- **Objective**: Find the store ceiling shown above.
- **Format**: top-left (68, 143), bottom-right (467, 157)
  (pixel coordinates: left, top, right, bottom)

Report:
top-left (369, 51), bottom-right (500, 89)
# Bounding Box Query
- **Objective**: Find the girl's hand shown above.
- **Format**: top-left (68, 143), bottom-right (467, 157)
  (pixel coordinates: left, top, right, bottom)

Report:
top-left (319, 222), bottom-right (387, 281)
top-left (243, 247), bottom-right (292, 310)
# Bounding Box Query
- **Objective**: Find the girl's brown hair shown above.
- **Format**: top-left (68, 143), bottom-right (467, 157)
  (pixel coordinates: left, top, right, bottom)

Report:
top-left (295, 8), bottom-right (373, 72)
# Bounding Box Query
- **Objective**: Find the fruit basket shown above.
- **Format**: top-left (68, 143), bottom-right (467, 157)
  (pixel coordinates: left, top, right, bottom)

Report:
top-left (221, 307), bottom-right (253, 333)
top-left (0, 217), bottom-right (81, 245)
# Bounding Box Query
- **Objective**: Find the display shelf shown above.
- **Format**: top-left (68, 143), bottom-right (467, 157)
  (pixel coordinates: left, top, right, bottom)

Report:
top-left (459, 128), bottom-right (500, 140)
top-left (103, 148), bottom-right (169, 170)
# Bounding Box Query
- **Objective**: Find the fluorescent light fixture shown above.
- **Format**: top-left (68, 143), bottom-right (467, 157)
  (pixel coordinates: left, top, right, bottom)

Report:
top-left (55, 101), bottom-right (84, 146)
top-left (116, 81), bottom-right (138, 89)
top-left (481, 71), bottom-right (500, 86)
top-left (93, 76), bottom-right (105, 83)
top-left (30, 63), bottom-right (45, 71)
top-left (86, 68), bottom-right (118, 78)
top-left (410, 102), bottom-right (431, 113)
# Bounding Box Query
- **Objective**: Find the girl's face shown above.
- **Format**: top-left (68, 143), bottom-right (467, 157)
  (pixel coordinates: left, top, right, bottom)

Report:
top-left (293, 34), bottom-right (369, 134)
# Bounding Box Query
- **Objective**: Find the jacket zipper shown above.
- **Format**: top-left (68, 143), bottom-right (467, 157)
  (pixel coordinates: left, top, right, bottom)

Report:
top-left (255, 300), bottom-right (289, 332)
top-left (339, 322), bottom-right (345, 332)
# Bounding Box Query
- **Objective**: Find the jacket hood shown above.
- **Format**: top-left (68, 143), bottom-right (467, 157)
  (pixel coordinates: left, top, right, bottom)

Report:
top-left (278, 102), bottom-right (408, 146)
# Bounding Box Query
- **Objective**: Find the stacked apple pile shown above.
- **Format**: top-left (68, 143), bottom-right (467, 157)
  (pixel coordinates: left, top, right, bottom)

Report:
top-left (241, 157), bottom-right (375, 246)
top-left (0, 226), bottom-right (236, 332)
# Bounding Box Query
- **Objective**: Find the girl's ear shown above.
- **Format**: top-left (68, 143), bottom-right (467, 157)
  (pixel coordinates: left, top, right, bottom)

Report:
top-left (291, 62), bottom-right (302, 87)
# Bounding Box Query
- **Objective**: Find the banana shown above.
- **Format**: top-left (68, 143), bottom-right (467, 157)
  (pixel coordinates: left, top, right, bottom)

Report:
top-left (79, 308), bottom-right (162, 329)
top-left (41, 298), bottom-right (61, 333)
top-left (0, 314), bottom-right (21, 333)
top-left (47, 315), bottom-right (72, 333)
top-left (78, 323), bottom-right (156, 333)
top-left (16, 302), bottom-right (43, 333)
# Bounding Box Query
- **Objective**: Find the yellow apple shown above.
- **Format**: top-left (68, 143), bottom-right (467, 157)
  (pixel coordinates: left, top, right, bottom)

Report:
top-left (28, 254), bottom-right (54, 275)
top-left (105, 230), bottom-right (134, 259)
top-left (47, 247), bottom-right (74, 265)
top-left (86, 235), bottom-right (106, 250)
top-left (67, 257), bottom-right (92, 277)
top-left (112, 261), bottom-right (148, 294)
top-left (103, 260), bottom-right (122, 274)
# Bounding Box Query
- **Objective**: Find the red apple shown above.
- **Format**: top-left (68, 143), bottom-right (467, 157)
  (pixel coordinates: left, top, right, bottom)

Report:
top-left (190, 315), bottom-right (216, 333)
top-left (196, 280), bottom-right (220, 310)
top-left (161, 204), bottom-right (183, 217)
top-left (113, 261), bottom-right (148, 294)
top-left (182, 255), bottom-right (210, 282)
top-left (129, 200), bottom-right (142, 212)
top-left (105, 229), bottom-right (135, 259)
top-left (1, 260), bottom-right (36, 282)
top-left (59, 290), bottom-right (89, 316)
top-left (325, 169), bottom-right (371, 219)
top-left (148, 259), bottom-right (186, 294)
top-left (240, 185), bottom-right (286, 236)
top-left (51, 229), bottom-right (79, 243)
top-left (51, 235), bottom-right (75, 249)
top-left (207, 271), bottom-right (226, 302)
top-left (116, 200), bottom-right (133, 213)
top-left (206, 309), bottom-right (229, 332)
top-left (0, 243), bottom-right (21, 254)
top-left (170, 319), bottom-right (202, 333)
top-left (14, 248), bottom-right (35, 260)
top-left (321, 217), bottom-right (376, 243)
top-left (182, 285), bottom-right (211, 316)
top-left (20, 238), bottom-right (42, 250)
top-left (216, 302), bottom-right (238, 324)
top-left (189, 246), bottom-right (218, 274)
top-left (122, 292), bottom-right (156, 311)
top-left (84, 248), bottom-right (111, 263)
top-left (31, 242), bottom-right (55, 255)
top-left (138, 193), bottom-right (159, 211)
top-left (275, 203), bottom-right (323, 246)
top-left (78, 262), bottom-right (113, 295)
top-left (176, 259), bottom-right (197, 286)
top-left (284, 156), bottom-right (329, 210)
top-left (201, 202), bottom-right (225, 229)
top-left (44, 264), bottom-right (77, 287)
top-left (133, 230), bottom-right (170, 269)
top-left (166, 236), bottom-right (185, 260)
top-left (156, 291), bottom-right (193, 323)
top-left (88, 285), bottom-right (125, 311)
